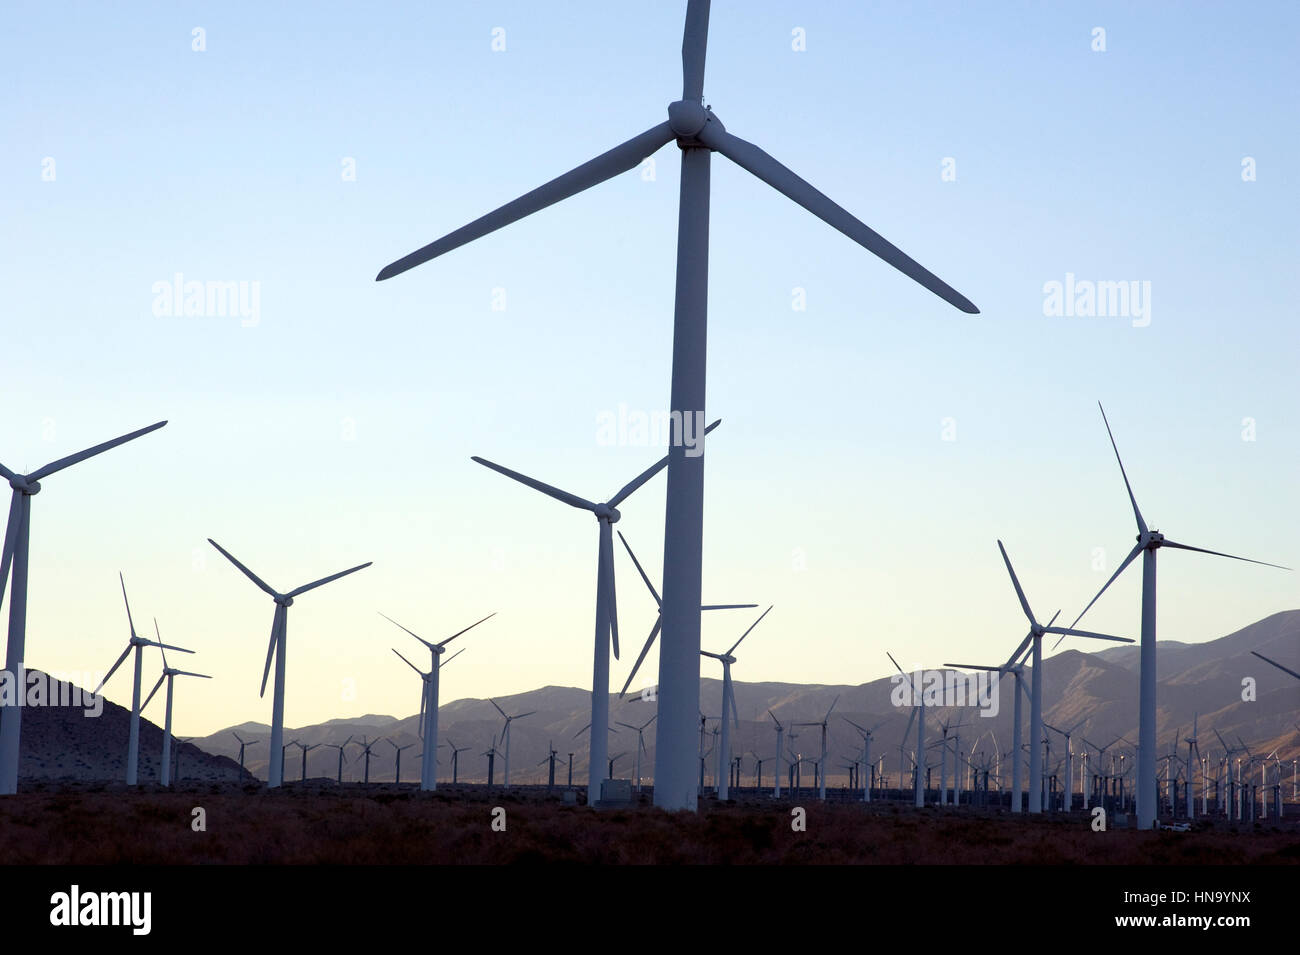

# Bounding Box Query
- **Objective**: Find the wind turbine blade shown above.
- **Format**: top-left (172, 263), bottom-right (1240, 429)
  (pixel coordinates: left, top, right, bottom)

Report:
top-left (141, 674), bottom-right (166, 711)
top-left (600, 522), bottom-right (620, 660)
top-left (28, 421), bottom-right (168, 481)
top-left (377, 122), bottom-right (676, 280)
top-left (173, 671), bottom-right (211, 679)
top-left (207, 540), bottom-right (278, 598)
top-left (886, 651), bottom-right (918, 693)
top-left (439, 611), bottom-right (498, 647)
top-left (695, 125), bottom-right (978, 314)
top-left (616, 531), bottom-right (661, 608)
top-left (0, 492), bottom-right (22, 613)
top-left (618, 616), bottom-right (662, 696)
top-left (440, 647), bottom-right (465, 668)
top-left (942, 662), bottom-right (1002, 671)
top-left (1044, 626), bottom-right (1133, 644)
top-left (727, 604), bottom-right (772, 656)
top-left (702, 603), bottom-right (758, 611)
top-left (699, 651), bottom-right (723, 660)
top-left (118, 572), bottom-right (139, 639)
top-left (767, 709), bottom-right (782, 729)
top-left (516, 711), bottom-right (537, 720)
top-left (260, 606), bottom-right (283, 697)
top-left (145, 641), bottom-right (195, 654)
top-left (1097, 403), bottom-right (1148, 537)
top-left (824, 695), bottom-right (839, 724)
top-left (418, 682), bottom-right (426, 737)
top-left (902, 706), bottom-right (918, 740)
top-left (680, 0), bottom-right (711, 100)
top-left (95, 644), bottom-right (132, 694)
top-left (843, 717), bottom-right (866, 733)
top-left (0, 462), bottom-right (15, 484)
top-left (995, 540), bottom-right (1038, 628)
top-left (489, 698), bottom-right (508, 719)
top-left (391, 648), bottom-right (424, 676)
top-left (727, 678), bottom-right (739, 730)
top-left (1160, 540), bottom-right (1290, 571)
top-left (287, 561), bottom-right (372, 598)
top-left (471, 456), bottom-right (597, 512)
top-left (1053, 542), bottom-right (1144, 649)
top-left (607, 419), bottom-right (720, 507)
top-left (379, 611), bottom-right (434, 649)
top-left (1251, 651), bottom-right (1300, 681)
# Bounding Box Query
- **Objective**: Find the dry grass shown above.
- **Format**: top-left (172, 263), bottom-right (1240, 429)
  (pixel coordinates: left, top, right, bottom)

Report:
top-left (1, 783), bottom-right (1297, 864)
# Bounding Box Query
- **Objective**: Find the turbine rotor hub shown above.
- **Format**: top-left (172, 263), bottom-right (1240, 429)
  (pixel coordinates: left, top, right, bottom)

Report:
top-left (275, 595), bottom-right (294, 608)
top-left (9, 476), bottom-right (40, 495)
top-left (594, 503), bottom-right (621, 523)
top-left (668, 99), bottom-right (709, 138)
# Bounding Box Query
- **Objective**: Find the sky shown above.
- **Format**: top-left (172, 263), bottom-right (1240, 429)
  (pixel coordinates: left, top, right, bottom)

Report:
top-left (2, 1), bottom-right (1297, 738)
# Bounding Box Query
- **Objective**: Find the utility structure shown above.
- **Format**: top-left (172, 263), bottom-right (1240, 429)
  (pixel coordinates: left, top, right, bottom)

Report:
top-left (470, 424), bottom-right (716, 806)
top-left (388, 739), bottom-right (414, 783)
top-left (289, 740), bottom-right (321, 783)
top-left (767, 711), bottom-right (785, 798)
top-left (95, 575), bottom-right (195, 786)
top-left (207, 538), bottom-right (371, 788)
top-left (323, 737), bottom-right (353, 784)
top-left (444, 738), bottom-right (471, 785)
top-left (356, 736), bottom-right (384, 784)
top-left (615, 714), bottom-right (657, 793)
top-left (994, 539), bottom-right (1131, 813)
top-left (373, 1), bottom-right (978, 810)
top-left (382, 610), bottom-right (493, 792)
top-left (538, 741), bottom-right (561, 791)
top-left (141, 634), bottom-right (211, 787)
top-left (0, 419), bottom-right (167, 794)
top-left (231, 731), bottom-right (260, 782)
top-left (794, 696), bottom-right (839, 801)
top-left (490, 698), bottom-right (536, 788)
top-left (700, 606), bottom-right (772, 800)
top-left (1059, 404), bottom-right (1287, 829)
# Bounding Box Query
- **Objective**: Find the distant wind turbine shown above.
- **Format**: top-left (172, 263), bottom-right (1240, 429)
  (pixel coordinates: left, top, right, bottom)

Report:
top-left (140, 629), bottom-right (210, 787)
top-left (701, 605), bottom-right (772, 800)
top-left (207, 539), bottom-right (371, 788)
top-left (490, 698), bottom-right (536, 788)
top-left (231, 731), bottom-right (260, 782)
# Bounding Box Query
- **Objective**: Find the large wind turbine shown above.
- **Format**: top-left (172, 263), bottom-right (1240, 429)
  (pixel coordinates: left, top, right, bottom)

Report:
top-left (140, 630), bottom-right (211, 786)
top-left (381, 610), bottom-right (494, 792)
top-left (0, 419), bottom-right (166, 794)
top-left (95, 575), bottom-right (195, 785)
top-left (490, 698), bottom-right (536, 788)
top-left (996, 540), bottom-right (1131, 813)
top-left (374, 1), bottom-right (978, 810)
top-left (700, 605), bottom-right (772, 801)
top-left (470, 424), bottom-right (715, 804)
top-left (1060, 404), bottom-right (1288, 829)
top-left (207, 539), bottom-right (372, 788)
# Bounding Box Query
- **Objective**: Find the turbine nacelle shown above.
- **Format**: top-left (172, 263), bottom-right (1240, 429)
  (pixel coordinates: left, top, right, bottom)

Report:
top-left (593, 503), bottom-right (621, 523)
top-left (7, 476), bottom-right (39, 495)
top-left (274, 594), bottom-right (294, 608)
top-left (667, 100), bottom-right (719, 143)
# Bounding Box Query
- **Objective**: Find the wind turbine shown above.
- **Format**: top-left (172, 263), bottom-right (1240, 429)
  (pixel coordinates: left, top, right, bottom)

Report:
top-left (471, 423), bottom-right (717, 805)
top-left (843, 719), bottom-right (883, 802)
top-left (444, 738), bottom-right (471, 785)
top-left (1043, 718), bottom-right (1086, 812)
top-left (231, 731), bottom-right (260, 782)
top-left (1058, 403), bottom-right (1288, 829)
top-left (140, 629), bottom-right (211, 786)
top-left (356, 736), bottom-right (383, 784)
top-left (490, 698), bottom-right (536, 788)
top-left (289, 740), bottom-right (321, 783)
top-left (323, 737), bottom-right (353, 784)
top-left (616, 530), bottom-right (756, 696)
top-left (935, 713), bottom-right (969, 807)
top-left (380, 610), bottom-right (494, 792)
top-left (207, 539), bottom-right (372, 788)
top-left (615, 714), bottom-right (657, 792)
top-left (374, 2), bottom-right (979, 811)
top-left (1183, 716), bottom-right (1202, 819)
top-left (767, 711), bottom-right (785, 798)
top-left (995, 539), bottom-right (1132, 813)
top-left (538, 741), bottom-right (562, 790)
top-left (887, 653), bottom-right (926, 807)
top-left (388, 739), bottom-right (414, 783)
top-left (943, 655), bottom-right (1028, 812)
top-left (483, 735), bottom-right (501, 787)
top-left (0, 418), bottom-right (167, 794)
top-left (794, 695), bottom-right (839, 801)
top-left (700, 605), bottom-right (772, 800)
top-left (94, 575), bottom-right (195, 786)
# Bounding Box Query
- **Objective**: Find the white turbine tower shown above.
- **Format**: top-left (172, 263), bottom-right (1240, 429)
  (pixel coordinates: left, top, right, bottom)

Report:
top-left (843, 718), bottom-right (885, 802)
top-left (374, 1), bottom-right (978, 810)
top-left (94, 575), bottom-right (195, 785)
top-left (470, 424), bottom-right (716, 804)
top-left (1057, 403), bottom-right (1288, 829)
top-left (381, 610), bottom-right (493, 792)
top-left (794, 695), bottom-right (839, 801)
top-left (1044, 718), bottom-right (1086, 812)
top-left (490, 698), bottom-right (536, 788)
top-left (207, 539), bottom-right (372, 788)
top-left (943, 656), bottom-right (1028, 812)
top-left (887, 653), bottom-right (926, 807)
top-left (140, 628), bottom-right (211, 786)
top-left (0, 419), bottom-right (166, 794)
top-left (995, 540), bottom-right (1131, 813)
top-left (615, 714), bottom-right (657, 792)
top-left (767, 710), bottom-right (785, 798)
top-left (700, 605), bottom-right (772, 801)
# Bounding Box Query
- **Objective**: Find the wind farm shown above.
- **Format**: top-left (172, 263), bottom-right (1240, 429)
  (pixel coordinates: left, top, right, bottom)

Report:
top-left (2, 0), bottom-right (1298, 894)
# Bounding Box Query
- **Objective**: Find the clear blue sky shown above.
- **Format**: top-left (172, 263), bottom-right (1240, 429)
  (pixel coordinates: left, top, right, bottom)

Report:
top-left (3, 1), bottom-right (1296, 735)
